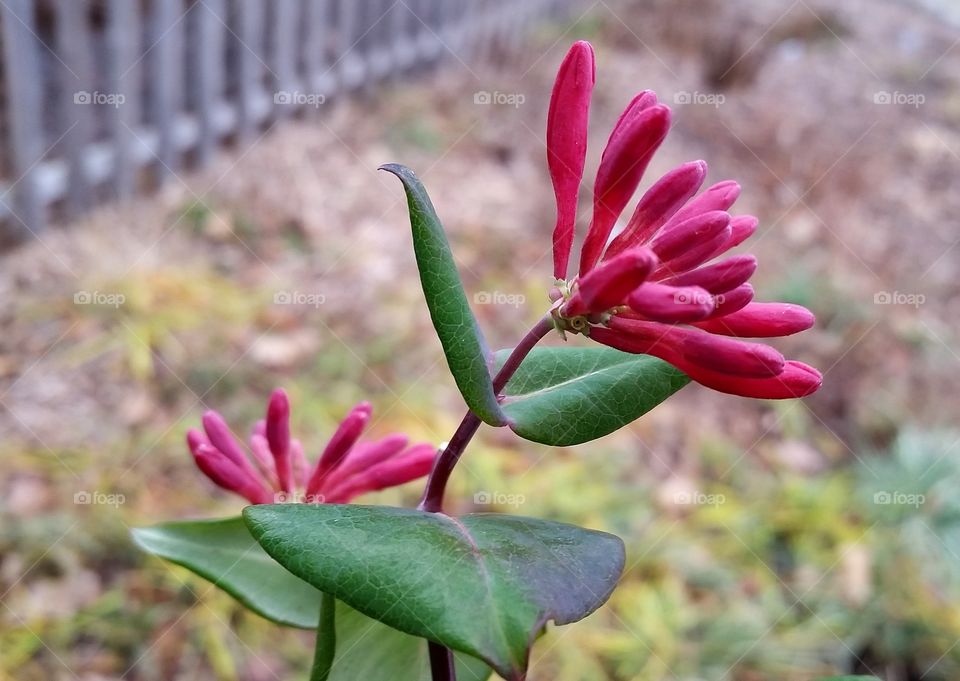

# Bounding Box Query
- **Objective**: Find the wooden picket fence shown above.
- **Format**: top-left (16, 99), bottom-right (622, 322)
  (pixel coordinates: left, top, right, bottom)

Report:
top-left (0, 0), bottom-right (574, 238)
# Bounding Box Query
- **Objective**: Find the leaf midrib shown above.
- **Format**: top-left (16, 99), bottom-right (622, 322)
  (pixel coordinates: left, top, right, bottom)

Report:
top-left (437, 514), bottom-right (516, 675)
top-left (501, 357), bottom-right (635, 403)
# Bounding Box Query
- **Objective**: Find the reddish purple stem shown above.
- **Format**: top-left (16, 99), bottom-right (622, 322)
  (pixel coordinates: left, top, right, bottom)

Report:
top-left (418, 314), bottom-right (553, 513)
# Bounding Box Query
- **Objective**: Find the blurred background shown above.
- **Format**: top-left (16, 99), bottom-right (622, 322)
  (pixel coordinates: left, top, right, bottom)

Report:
top-left (1, 0), bottom-right (959, 679)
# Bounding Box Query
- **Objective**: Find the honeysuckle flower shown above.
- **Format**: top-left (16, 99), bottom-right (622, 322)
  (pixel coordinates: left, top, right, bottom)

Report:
top-left (186, 389), bottom-right (437, 504)
top-left (546, 41), bottom-right (821, 399)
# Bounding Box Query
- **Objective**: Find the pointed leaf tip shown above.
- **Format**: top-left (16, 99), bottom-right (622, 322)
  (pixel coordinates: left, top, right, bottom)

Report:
top-left (382, 163), bottom-right (507, 427)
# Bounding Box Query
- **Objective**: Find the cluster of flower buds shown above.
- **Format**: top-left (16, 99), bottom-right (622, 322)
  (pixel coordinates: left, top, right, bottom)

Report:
top-left (546, 41), bottom-right (821, 399)
top-left (186, 389), bottom-right (437, 505)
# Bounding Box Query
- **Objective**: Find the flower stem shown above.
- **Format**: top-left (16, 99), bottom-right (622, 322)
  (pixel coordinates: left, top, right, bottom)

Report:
top-left (418, 314), bottom-right (553, 681)
top-left (418, 314), bottom-right (553, 512)
top-left (309, 592), bottom-right (337, 681)
top-left (427, 641), bottom-right (457, 681)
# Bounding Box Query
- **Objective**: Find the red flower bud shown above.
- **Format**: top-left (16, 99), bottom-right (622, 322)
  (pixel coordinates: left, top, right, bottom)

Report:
top-left (319, 434), bottom-right (409, 493)
top-left (725, 215), bottom-right (758, 250)
top-left (563, 247), bottom-right (656, 317)
top-left (604, 160), bottom-right (708, 260)
top-left (266, 388), bottom-right (293, 493)
top-left (324, 445), bottom-right (437, 503)
top-left (202, 410), bottom-right (264, 489)
top-left (666, 180), bottom-right (740, 226)
top-left (662, 254), bottom-right (757, 294)
top-left (249, 433), bottom-right (279, 490)
top-left (694, 302), bottom-right (815, 337)
top-left (306, 402), bottom-right (372, 497)
top-left (580, 102), bottom-right (671, 275)
top-left (193, 444), bottom-right (272, 505)
top-left (547, 41), bottom-right (596, 280)
top-left (627, 283), bottom-right (715, 322)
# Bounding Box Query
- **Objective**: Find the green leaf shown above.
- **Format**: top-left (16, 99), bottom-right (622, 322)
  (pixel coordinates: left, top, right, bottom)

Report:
top-left (380, 163), bottom-right (506, 427)
top-left (132, 518), bottom-right (491, 681)
top-left (814, 677), bottom-right (882, 681)
top-left (334, 601), bottom-right (491, 681)
top-left (244, 504), bottom-right (624, 681)
top-left (495, 346), bottom-right (690, 446)
top-left (132, 516), bottom-right (322, 628)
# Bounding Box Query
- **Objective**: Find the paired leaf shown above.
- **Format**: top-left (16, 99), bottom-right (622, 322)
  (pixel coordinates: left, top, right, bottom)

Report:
top-left (244, 503), bottom-right (624, 681)
top-left (495, 346), bottom-right (690, 446)
top-left (133, 516), bottom-right (321, 628)
top-left (333, 601), bottom-right (490, 681)
top-left (380, 163), bottom-right (506, 427)
top-left (132, 518), bottom-right (491, 681)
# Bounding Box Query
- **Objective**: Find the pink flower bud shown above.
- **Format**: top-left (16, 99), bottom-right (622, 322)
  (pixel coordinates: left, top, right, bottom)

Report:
top-left (201, 411), bottom-right (247, 466)
top-left (676, 359), bottom-right (823, 399)
top-left (249, 434), bottom-right (279, 490)
top-left (562, 247), bottom-right (657, 317)
top-left (603, 318), bottom-right (781, 378)
top-left (649, 210), bottom-right (730, 263)
top-left (654, 226), bottom-right (733, 277)
top-left (662, 254), bottom-right (757, 294)
top-left (186, 429), bottom-right (208, 457)
top-left (593, 322), bottom-right (819, 399)
top-left (193, 444), bottom-right (272, 505)
top-left (202, 410), bottom-right (264, 487)
top-left (547, 41), bottom-right (595, 280)
top-left (608, 91), bottom-right (659, 136)
top-left (266, 388), bottom-right (293, 493)
top-left (666, 180), bottom-right (741, 226)
top-left (290, 439), bottom-right (308, 490)
top-left (580, 102), bottom-right (671, 275)
top-left (324, 445), bottom-right (437, 503)
top-left (627, 283), bottom-right (715, 322)
top-left (725, 215), bottom-right (758, 250)
top-left (604, 160), bottom-right (708, 259)
top-left (306, 402), bottom-right (372, 497)
top-left (680, 330), bottom-right (785, 378)
top-left (693, 302), bottom-right (815, 337)
top-left (705, 284), bottom-right (754, 318)
top-left (319, 434), bottom-right (409, 493)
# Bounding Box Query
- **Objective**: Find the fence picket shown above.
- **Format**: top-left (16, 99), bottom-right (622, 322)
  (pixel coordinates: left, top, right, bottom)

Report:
top-left (1, 0), bottom-right (46, 233)
top-left (0, 0), bottom-right (573, 238)
top-left (235, 0), bottom-right (265, 141)
top-left (337, 0), bottom-right (365, 89)
top-left (193, 0), bottom-right (226, 164)
top-left (54, 0), bottom-right (94, 214)
top-left (271, 0), bottom-right (298, 117)
top-left (147, 0), bottom-right (185, 184)
top-left (304, 0), bottom-right (335, 96)
top-left (106, 0), bottom-right (140, 198)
